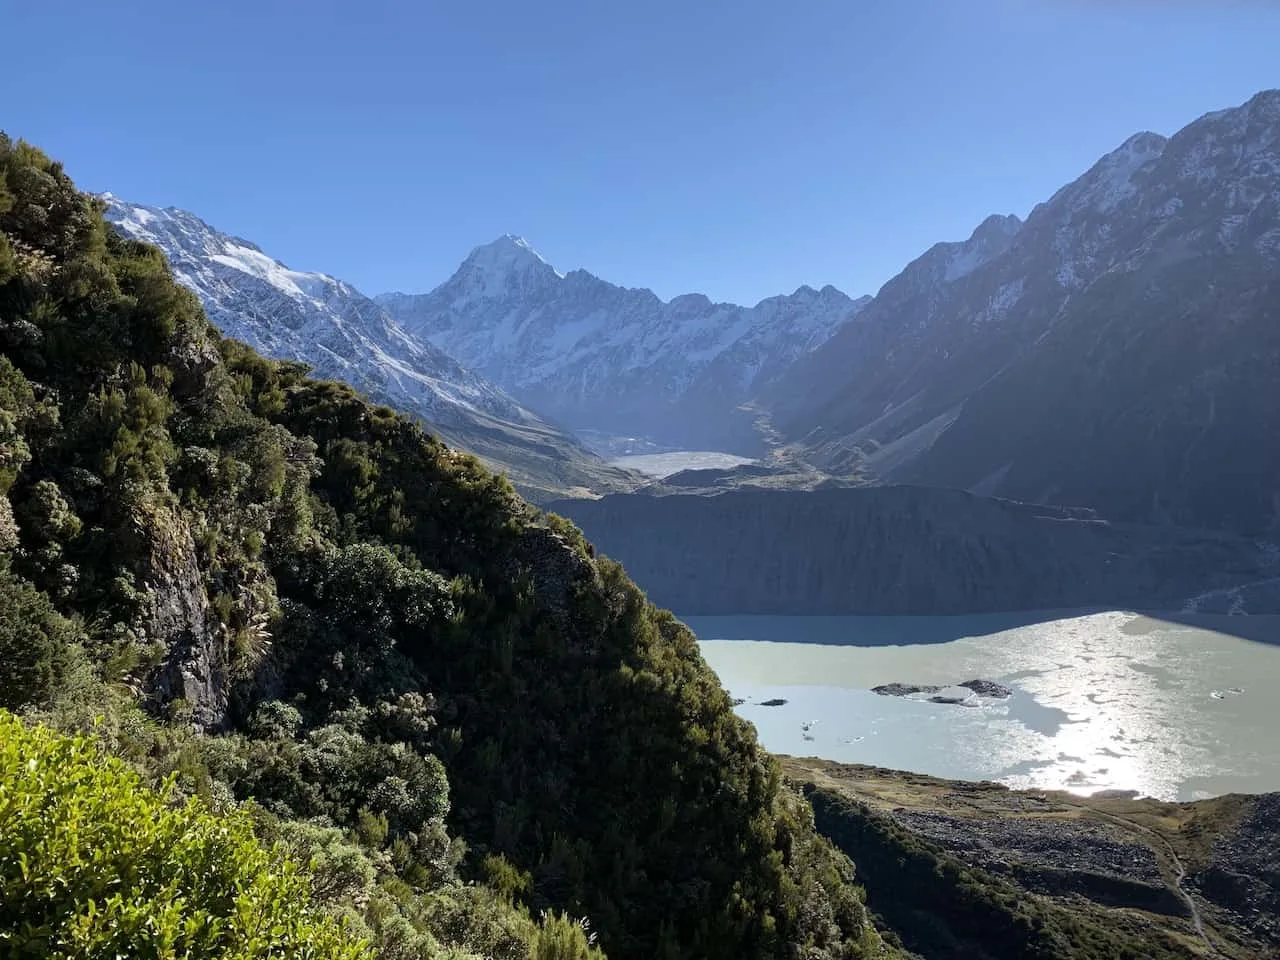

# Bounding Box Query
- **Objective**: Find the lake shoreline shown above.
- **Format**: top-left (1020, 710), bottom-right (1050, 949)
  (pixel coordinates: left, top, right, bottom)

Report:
top-left (684, 607), bottom-right (1280, 647)
top-left (693, 610), bottom-right (1280, 802)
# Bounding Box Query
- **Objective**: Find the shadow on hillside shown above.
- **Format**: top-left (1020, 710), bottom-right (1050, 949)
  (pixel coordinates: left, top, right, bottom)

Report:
top-left (1140, 611), bottom-right (1280, 647)
top-left (679, 608), bottom-right (1280, 648)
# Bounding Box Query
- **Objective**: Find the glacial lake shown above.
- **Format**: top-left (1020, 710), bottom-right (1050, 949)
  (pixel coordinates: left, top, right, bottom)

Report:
top-left (609, 450), bottom-right (756, 478)
top-left (688, 610), bottom-right (1280, 802)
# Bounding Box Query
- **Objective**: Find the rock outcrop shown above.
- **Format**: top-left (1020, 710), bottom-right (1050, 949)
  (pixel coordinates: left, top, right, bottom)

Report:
top-left (128, 502), bottom-right (226, 729)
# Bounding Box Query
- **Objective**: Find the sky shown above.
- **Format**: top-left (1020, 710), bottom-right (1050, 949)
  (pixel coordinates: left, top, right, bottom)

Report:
top-left (3, 0), bottom-right (1278, 304)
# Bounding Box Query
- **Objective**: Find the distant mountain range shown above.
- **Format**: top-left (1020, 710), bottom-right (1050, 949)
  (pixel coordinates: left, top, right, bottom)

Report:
top-left (102, 198), bottom-right (638, 502)
top-left (763, 89), bottom-right (1280, 533)
top-left (106, 88), bottom-right (1280, 534)
top-left (376, 241), bottom-right (868, 450)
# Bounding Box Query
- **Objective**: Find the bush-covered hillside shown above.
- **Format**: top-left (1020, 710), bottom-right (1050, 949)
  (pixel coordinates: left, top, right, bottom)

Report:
top-left (0, 710), bottom-right (366, 959)
top-left (0, 134), bottom-right (892, 959)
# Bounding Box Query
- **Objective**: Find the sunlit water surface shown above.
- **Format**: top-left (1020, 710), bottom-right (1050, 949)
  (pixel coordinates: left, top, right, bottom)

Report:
top-left (688, 611), bottom-right (1280, 802)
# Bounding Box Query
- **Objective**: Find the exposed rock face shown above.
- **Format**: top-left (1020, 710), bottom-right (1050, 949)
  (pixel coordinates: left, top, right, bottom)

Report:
top-left (872, 680), bottom-right (1012, 701)
top-left (127, 502), bottom-right (226, 729)
top-left (766, 90), bottom-right (1280, 534)
top-left (549, 485), bottom-right (1277, 615)
top-left (505, 526), bottom-right (599, 623)
top-left (377, 239), bottom-right (869, 450)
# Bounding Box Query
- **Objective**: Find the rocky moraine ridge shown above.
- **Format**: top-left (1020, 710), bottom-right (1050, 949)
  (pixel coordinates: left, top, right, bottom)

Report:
top-left (550, 485), bottom-right (1280, 615)
top-left (784, 758), bottom-right (1280, 960)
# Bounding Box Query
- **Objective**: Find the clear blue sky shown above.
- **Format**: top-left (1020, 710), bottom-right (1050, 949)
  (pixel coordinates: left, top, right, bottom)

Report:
top-left (3, 0), bottom-right (1278, 304)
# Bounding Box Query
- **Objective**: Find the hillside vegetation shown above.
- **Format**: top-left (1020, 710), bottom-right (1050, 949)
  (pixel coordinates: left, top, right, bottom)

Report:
top-left (0, 134), bottom-right (892, 959)
top-left (0, 711), bottom-right (365, 959)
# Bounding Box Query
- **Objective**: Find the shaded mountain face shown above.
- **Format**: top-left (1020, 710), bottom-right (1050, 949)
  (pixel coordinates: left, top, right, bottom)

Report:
top-left (102, 199), bottom-right (637, 501)
top-left (766, 90), bottom-right (1280, 534)
top-left (549, 486), bottom-right (1278, 616)
top-left (377, 239), bottom-right (869, 451)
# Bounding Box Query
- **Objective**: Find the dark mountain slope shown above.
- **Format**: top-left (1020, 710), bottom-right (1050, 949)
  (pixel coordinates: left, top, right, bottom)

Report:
top-left (766, 90), bottom-right (1280, 533)
top-left (549, 487), bottom-right (1276, 615)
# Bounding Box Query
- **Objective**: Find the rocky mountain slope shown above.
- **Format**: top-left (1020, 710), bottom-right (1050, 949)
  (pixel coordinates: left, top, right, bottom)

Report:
top-left (102, 198), bottom-right (637, 502)
top-left (787, 757), bottom-right (1280, 959)
top-left (377, 238), bottom-right (869, 450)
top-left (549, 486), bottom-right (1278, 615)
top-left (765, 90), bottom-right (1280, 534)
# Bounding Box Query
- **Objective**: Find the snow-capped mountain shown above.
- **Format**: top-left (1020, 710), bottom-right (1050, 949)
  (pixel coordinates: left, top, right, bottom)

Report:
top-left (102, 197), bottom-right (539, 428)
top-left (102, 198), bottom-right (638, 501)
top-left (376, 243), bottom-right (869, 450)
top-left (766, 89), bottom-right (1280, 533)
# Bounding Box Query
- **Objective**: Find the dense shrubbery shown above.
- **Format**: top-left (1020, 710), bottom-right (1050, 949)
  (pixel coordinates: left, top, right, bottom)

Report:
top-left (0, 710), bottom-right (367, 959)
top-left (0, 132), bottom-right (893, 960)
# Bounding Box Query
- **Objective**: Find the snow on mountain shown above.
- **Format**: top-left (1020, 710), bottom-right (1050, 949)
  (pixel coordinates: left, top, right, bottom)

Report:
top-left (377, 240), bottom-right (869, 450)
top-left (101, 198), bottom-right (639, 501)
top-left (102, 196), bottom-right (546, 429)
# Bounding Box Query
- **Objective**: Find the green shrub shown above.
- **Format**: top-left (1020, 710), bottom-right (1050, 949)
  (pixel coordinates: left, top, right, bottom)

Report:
top-left (0, 565), bottom-right (74, 710)
top-left (0, 711), bottom-right (369, 959)
top-left (529, 912), bottom-right (606, 960)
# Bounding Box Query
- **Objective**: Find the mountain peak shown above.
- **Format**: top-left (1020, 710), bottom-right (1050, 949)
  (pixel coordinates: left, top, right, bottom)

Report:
top-left (970, 213), bottom-right (1023, 244)
top-left (462, 234), bottom-right (561, 278)
top-left (1245, 87), bottom-right (1280, 117)
top-left (1042, 128), bottom-right (1167, 217)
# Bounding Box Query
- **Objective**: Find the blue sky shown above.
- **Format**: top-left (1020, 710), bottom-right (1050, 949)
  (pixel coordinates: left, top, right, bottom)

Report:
top-left (3, 0), bottom-right (1278, 304)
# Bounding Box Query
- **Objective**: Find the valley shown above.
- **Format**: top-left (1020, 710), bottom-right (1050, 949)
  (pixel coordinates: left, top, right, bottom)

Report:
top-left (5, 41), bottom-right (1280, 960)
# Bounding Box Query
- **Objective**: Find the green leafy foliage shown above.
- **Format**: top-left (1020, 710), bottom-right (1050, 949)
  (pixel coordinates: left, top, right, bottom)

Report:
top-left (0, 563), bottom-right (76, 710)
top-left (0, 710), bottom-right (368, 959)
top-left (0, 132), bottom-right (897, 960)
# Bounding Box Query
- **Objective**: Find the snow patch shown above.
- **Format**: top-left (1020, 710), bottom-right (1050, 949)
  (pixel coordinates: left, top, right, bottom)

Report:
top-left (101, 197), bottom-right (539, 434)
top-left (973, 278), bottom-right (1025, 325)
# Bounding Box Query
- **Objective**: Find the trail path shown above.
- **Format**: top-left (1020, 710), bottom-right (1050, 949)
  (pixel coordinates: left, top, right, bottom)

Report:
top-left (1063, 800), bottom-right (1220, 956)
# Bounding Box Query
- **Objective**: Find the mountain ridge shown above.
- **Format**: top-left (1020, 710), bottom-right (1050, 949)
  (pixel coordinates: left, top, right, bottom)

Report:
top-left (102, 197), bottom-right (638, 502)
top-left (764, 88), bottom-right (1280, 533)
top-left (376, 244), bottom-right (870, 450)
top-left (1, 132), bottom-right (897, 960)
